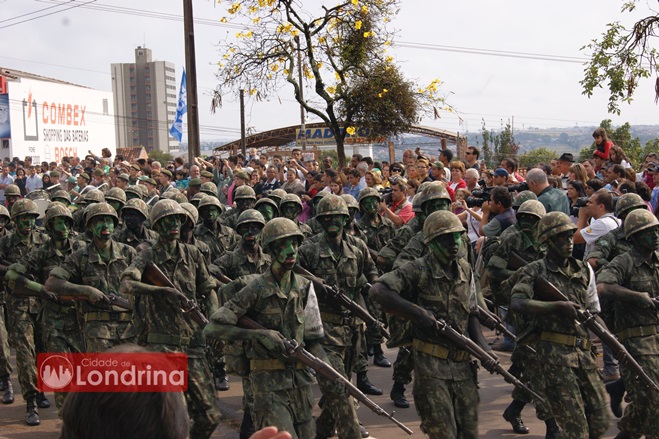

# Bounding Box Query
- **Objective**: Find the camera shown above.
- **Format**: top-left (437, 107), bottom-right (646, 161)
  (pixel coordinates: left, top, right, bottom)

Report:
top-left (466, 187), bottom-right (492, 208)
top-left (570, 196), bottom-right (589, 217)
top-left (379, 187), bottom-right (392, 204)
top-left (507, 182), bottom-right (529, 193)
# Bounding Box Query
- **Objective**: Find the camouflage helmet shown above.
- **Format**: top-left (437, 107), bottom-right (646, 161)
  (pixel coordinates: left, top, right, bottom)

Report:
top-left (190, 192), bottom-right (207, 206)
top-left (615, 193), bottom-right (647, 218)
top-left (44, 201), bottom-right (74, 228)
top-left (412, 193), bottom-right (424, 213)
top-left (235, 185), bottom-right (257, 201)
top-left (180, 202), bottom-right (199, 225)
top-left (420, 183), bottom-right (451, 205)
top-left (172, 193), bottom-right (189, 204)
top-left (11, 198), bottom-right (39, 220)
top-left (255, 197), bottom-right (279, 215)
top-left (624, 209), bottom-right (659, 239)
top-left (316, 194), bottom-right (349, 218)
top-left (423, 211), bottom-right (464, 244)
top-left (269, 188), bottom-right (288, 205)
top-left (84, 189), bottom-right (105, 204)
top-left (4, 184), bottom-right (20, 197)
top-left (340, 194), bottom-right (359, 210)
top-left (513, 190), bottom-right (538, 208)
top-left (51, 190), bottom-right (71, 204)
top-left (312, 190), bottom-right (328, 202)
top-left (84, 202), bottom-right (119, 227)
top-left (280, 193), bottom-right (303, 210)
top-left (0, 205), bottom-right (10, 222)
top-left (105, 187), bottom-right (127, 205)
top-left (150, 199), bottom-right (187, 227)
top-left (417, 181), bottom-right (434, 195)
top-left (122, 198), bottom-right (150, 219)
top-left (517, 200), bottom-right (546, 220)
top-left (358, 187), bottom-right (380, 205)
top-left (197, 195), bottom-right (225, 214)
top-left (538, 212), bottom-right (577, 243)
top-left (260, 217), bottom-right (304, 249)
top-left (236, 209), bottom-right (266, 229)
top-left (200, 182), bottom-right (218, 197)
top-left (125, 185), bottom-right (144, 199)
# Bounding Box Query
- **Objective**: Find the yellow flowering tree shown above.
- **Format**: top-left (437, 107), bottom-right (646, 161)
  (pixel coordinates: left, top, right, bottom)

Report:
top-left (212, 0), bottom-right (452, 167)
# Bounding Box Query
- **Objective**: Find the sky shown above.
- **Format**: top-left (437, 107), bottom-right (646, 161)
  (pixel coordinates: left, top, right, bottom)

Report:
top-left (1, 0), bottom-right (657, 144)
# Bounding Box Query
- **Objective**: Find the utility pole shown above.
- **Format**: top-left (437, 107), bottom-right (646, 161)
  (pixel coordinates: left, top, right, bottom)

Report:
top-left (295, 35), bottom-right (307, 150)
top-left (183, 0), bottom-right (200, 165)
top-left (240, 89), bottom-right (246, 157)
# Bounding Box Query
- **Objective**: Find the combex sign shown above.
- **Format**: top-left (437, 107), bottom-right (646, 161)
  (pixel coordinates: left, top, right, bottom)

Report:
top-left (295, 126), bottom-right (385, 146)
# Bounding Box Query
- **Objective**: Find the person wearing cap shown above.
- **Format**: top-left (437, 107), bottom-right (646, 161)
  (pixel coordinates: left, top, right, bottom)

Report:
top-left (72, 172), bottom-right (91, 200)
top-left (138, 176), bottom-right (160, 206)
top-left (557, 153), bottom-right (575, 189)
top-left (228, 171), bottom-right (250, 206)
top-left (200, 170), bottom-right (214, 185)
top-left (91, 169), bottom-right (108, 194)
top-left (491, 168), bottom-right (509, 187)
top-left (116, 173), bottom-right (130, 190)
top-left (158, 169), bottom-right (176, 196)
top-left (430, 161), bottom-right (447, 183)
top-left (186, 178), bottom-right (202, 199)
top-left (526, 168), bottom-right (570, 215)
top-left (479, 186), bottom-right (516, 238)
top-left (128, 164), bottom-right (141, 185)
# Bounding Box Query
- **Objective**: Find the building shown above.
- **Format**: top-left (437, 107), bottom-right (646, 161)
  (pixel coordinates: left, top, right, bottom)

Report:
top-left (0, 67), bottom-right (116, 164)
top-left (111, 47), bottom-right (179, 154)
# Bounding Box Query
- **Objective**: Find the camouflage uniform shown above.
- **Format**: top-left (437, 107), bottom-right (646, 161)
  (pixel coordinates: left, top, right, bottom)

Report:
top-left (210, 269), bottom-right (324, 439)
top-left (112, 225), bottom-right (159, 248)
top-left (375, 245), bottom-right (480, 437)
top-left (356, 212), bottom-right (396, 252)
top-left (377, 215), bottom-right (422, 273)
top-left (393, 230), bottom-right (473, 270)
top-left (1, 226), bottom-right (49, 403)
top-left (510, 258), bottom-right (608, 437)
top-left (49, 240), bottom-right (137, 352)
top-left (0, 224), bottom-right (12, 387)
top-left (121, 238), bottom-right (221, 439)
top-left (194, 222), bottom-right (239, 262)
top-left (298, 226), bottom-right (378, 439)
top-left (213, 245), bottom-right (271, 281)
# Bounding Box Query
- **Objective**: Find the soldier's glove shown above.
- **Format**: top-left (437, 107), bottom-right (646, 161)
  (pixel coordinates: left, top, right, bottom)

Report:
top-left (256, 329), bottom-right (288, 357)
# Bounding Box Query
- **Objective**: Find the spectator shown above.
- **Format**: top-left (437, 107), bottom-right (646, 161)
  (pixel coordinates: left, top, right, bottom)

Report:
top-left (568, 163), bottom-right (588, 185)
top-left (281, 168), bottom-right (305, 196)
top-left (25, 166), bottom-right (43, 193)
top-left (491, 168), bottom-right (509, 187)
top-left (364, 170), bottom-right (383, 190)
top-left (556, 153), bottom-right (575, 189)
top-left (430, 161), bottom-right (446, 183)
top-left (328, 175), bottom-right (344, 195)
top-left (582, 159), bottom-right (597, 180)
top-left (592, 127), bottom-right (613, 161)
top-left (175, 169), bottom-right (189, 190)
top-left (526, 168), bottom-right (570, 215)
top-left (261, 165), bottom-right (281, 196)
top-left (574, 188), bottom-right (620, 258)
top-left (42, 173), bottom-right (54, 191)
top-left (344, 169), bottom-right (364, 200)
top-left (604, 164), bottom-right (626, 191)
top-left (389, 162), bottom-right (404, 179)
top-left (438, 149), bottom-right (453, 181)
top-left (321, 156), bottom-right (333, 170)
top-left (585, 178), bottom-right (605, 197)
top-left (415, 158), bottom-right (432, 183)
top-left (379, 178), bottom-right (414, 227)
top-left (500, 158), bottom-right (521, 183)
top-left (609, 145), bottom-right (632, 169)
top-left (402, 149), bottom-right (416, 166)
top-left (464, 168), bottom-right (480, 192)
top-left (449, 161), bottom-right (467, 192)
top-left (350, 154), bottom-right (363, 169)
top-left (465, 146), bottom-right (480, 169)
top-left (479, 186), bottom-right (516, 237)
top-left (0, 165), bottom-right (15, 205)
top-left (14, 167), bottom-right (27, 197)
top-left (567, 180), bottom-right (587, 222)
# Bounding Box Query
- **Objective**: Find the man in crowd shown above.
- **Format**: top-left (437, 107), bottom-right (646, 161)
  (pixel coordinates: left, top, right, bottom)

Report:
top-left (379, 179), bottom-right (414, 227)
top-left (526, 168), bottom-right (570, 215)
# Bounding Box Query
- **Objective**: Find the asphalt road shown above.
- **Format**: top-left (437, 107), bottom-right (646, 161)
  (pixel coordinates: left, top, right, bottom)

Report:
top-left (0, 331), bottom-right (622, 438)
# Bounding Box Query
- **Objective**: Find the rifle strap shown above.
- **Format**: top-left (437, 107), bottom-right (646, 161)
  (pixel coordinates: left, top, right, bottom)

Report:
top-left (250, 359), bottom-right (306, 370)
top-left (412, 339), bottom-right (470, 362)
top-left (617, 325), bottom-right (659, 341)
top-left (540, 331), bottom-right (592, 350)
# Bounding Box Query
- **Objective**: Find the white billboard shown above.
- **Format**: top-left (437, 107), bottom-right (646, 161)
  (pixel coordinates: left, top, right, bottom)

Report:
top-left (6, 77), bottom-right (115, 164)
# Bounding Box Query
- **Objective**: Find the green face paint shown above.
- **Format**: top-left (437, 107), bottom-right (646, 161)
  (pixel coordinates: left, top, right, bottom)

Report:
top-left (155, 215), bottom-right (182, 242)
top-left (201, 206), bottom-right (220, 225)
top-left (361, 197), bottom-right (379, 217)
top-left (270, 236), bottom-right (299, 269)
top-left (518, 214), bottom-right (540, 236)
top-left (49, 217), bottom-right (71, 240)
top-left (631, 226), bottom-right (659, 253)
top-left (15, 215), bottom-right (36, 236)
top-left (257, 205), bottom-right (275, 222)
top-left (547, 230), bottom-right (574, 260)
top-left (280, 204), bottom-right (300, 221)
top-left (319, 214), bottom-right (347, 238)
top-left (428, 232), bottom-right (462, 265)
top-left (422, 199), bottom-right (450, 217)
top-left (108, 201), bottom-right (122, 214)
top-left (237, 222), bottom-right (263, 246)
top-left (90, 216), bottom-right (115, 241)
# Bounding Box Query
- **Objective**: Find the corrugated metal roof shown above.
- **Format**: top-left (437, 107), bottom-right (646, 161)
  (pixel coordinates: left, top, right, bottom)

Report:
top-left (0, 67), bottom-right (92, 89)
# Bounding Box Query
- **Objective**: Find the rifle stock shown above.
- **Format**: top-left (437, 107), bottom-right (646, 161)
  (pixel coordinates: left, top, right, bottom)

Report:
top-left (141, 261), bottom-right (209, 327)
top-left (236, 315), bottom-right (412, 435)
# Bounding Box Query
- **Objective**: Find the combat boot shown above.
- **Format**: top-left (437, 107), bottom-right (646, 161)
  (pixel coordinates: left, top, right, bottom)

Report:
top-left (359, 422), bottom-right (369, 438)
top-left (389, 381), bottom-right (409, 408)
top-left (606, 378), bottom-right (625, 418)
top-left (213, 363), bottom-right (229, 392)
top-left (1, 375), bottom-right (14, 404)
top-left (545, 418), bottom-right (559, 439)
top-left (356, 372), bottom-right (382, 395)
top-left (25, 398), bottom-right (40, 426)
top-left (36, 392), bottom-right (50, 408)
top-left (613, 432), bottom-right (633, 439)
top-left (503, 399), bottom-right (529, 434)
top-left (372, 345), bottom-right (391, 368)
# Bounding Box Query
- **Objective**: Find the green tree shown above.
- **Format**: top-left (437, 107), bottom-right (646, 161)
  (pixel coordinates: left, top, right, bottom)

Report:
top-left (210, 0), bottom-right (452, 168)
top-left (148, 150), bottom-right (174, 164)
top-left (480, 119), bottom-right (494, 168)
top-left (518, 147), bottom-right (558, 169)
top-left (480, 120), bottom-right (518, 167)
top-left (581, 1), bottom-right (659, 114)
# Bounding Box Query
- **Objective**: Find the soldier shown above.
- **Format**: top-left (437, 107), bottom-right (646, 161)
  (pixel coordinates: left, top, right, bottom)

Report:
top-left (45, 203), bottom-right (138, 352)
top-left (224, 186), bottom-right (257, 230)
top-left (303, 190), bottom-right (327, 236)
top-left (596, 209), bottom-right (659, 439)
top-left (267, 188), bottom-right (288, 207)
top-left (7, 202), bottom-right (84, 412)
top-left (298, 194), bottom-right (379, 439)
top-left (510, 212), bottom-right (609, 438)
top-left (0, 199), bottom-right (51, 424)
top-left (0, 205), bottom-right (12, 405)
top-left (204, 218), bottom-right (326, 439)
top-left (125, 185), bottom-right (144, 202)
top-left (187, 178), bottom-right (202, 199)
top-left (485, 200), bottom-right (557, 437)
top-left (51, 189), bottom-right (72, 207)
top-left (200, 181), bottom-right (219, 199)
top-left (190, 192), bottom-right (208, 209)
top-left (370, 211), bottom-right (495, 438)
top-left (105, 187), bottom-right (127, 215)
top-left (119, 199), bottom-right (221, 439)
top-left (180, 203), bottom-right (212, 265)
top-left (255, 197), bottom-right (279, 222)
top-left (4, 184), bottom-right (21, 213)
top-left (278, 194), bottom-right (313, 238)
top-left (158, 169), bottom-right (176, 196)
top-left (194, 196), bottom-right (239, 262)
top-left (112, 198), bottom-right (158, 248)
top-left (340, 194), bottom-right (367, 242)
top-left (72, 190), bottom-right (104, 234)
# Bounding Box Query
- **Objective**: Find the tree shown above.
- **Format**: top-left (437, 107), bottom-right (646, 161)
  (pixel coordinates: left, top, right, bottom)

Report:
top-left (211, 0), bottom-right (452, 168)
top-left (480, 119), bottom-right (493, 168)
top-left (577, 119), bottom-right (645, 166)
top-left (518, 147), bottom-right (558, 169)
top-left (581, 1), bottom-right (659, 114)
top-left (479, 120), bottom-right (519, 167)
top-left (148, 150), bottom-right (174, 164)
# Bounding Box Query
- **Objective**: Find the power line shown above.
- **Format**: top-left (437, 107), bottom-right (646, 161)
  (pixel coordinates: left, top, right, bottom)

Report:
top-left (0, 0), bottom-right (97, 31)
top-left (0, 0), bottom-right (73, 25)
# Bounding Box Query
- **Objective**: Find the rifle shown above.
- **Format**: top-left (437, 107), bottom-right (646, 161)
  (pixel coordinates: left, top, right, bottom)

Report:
top-left (236, 315), bottom-right (413, 435)
top-left (293, 265), bottom-right (390, 339)
top-left (477, 305), bottom-right (516, 341)
top-left (511, 251), bottom-right (659, 394)
top-left (534, 276), bottom-right (659, 394)
top-left (6, 271), bottom-right (132, 311)
top-left (141, 261), bottom-right (209, 327)
top-left (432, 317), bottom-right (546, 403)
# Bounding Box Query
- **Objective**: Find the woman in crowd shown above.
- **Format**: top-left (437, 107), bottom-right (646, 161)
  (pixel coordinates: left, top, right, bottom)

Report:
top-left (42, 173), bottom-right (54, 191)
top-left (364, 170), bottom-right (383, 191)
top-left (568, 163), bottom-right (588, 185)
top-left (449, 161), bottom-right (467, 192)
top-left (329, 175), bottom-right (344, 196)
top-left (14, 168), bottom-right (27, 197)
top-left (609, 144), bottom-right (632, 169)
top-left (585, 178), bottom-right (604, 197)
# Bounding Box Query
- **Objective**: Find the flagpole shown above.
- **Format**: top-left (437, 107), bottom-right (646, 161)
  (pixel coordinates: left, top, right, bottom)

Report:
top-left (183, 0), bottom-right (200, 165)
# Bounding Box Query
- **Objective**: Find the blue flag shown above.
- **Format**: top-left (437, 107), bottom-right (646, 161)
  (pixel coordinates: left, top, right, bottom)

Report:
top-left (170, 69), bottom-right (187, 142)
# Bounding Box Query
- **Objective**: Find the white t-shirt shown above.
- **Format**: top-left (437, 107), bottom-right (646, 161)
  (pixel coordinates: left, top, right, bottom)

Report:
top-left (582, 213), bottom-right (621, 259)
